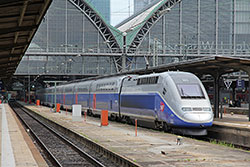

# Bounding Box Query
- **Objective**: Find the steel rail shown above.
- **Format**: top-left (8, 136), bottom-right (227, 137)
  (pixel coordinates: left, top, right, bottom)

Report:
top-left (10, 102), bottom-right (106, 167)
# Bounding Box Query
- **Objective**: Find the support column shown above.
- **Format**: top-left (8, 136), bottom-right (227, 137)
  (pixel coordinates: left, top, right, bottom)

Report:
top-left (162, 15), bottom-right (166, 54)
top-left (248, 76), bottom-right (250, 121)
top-left (65, 0), bottom-right (68, 53)
top-left (215, 0), bottom-right (218, 54)
top-left (28, 75), bottom-right (30, 104)
top-left (233, 0), bottom-right (236, 55)
top-left (179, 1), bottom-right (182, 55)
top-left (243, 69), bottom-right (250, 121)
top-left (23, 79), bottom-right (25, 101)
top-left (213, 74), bottom-right (220, 118)
top-left (197, 0), bottom-right (201, 55)
top-left (46, 14), bottom-right (49, 52)
top-left (54, 82), bottom-right (57, 111)
top-left (122, 34), bottom-right (127, 72)
top-left (81, 56), bottom-right (84, 74)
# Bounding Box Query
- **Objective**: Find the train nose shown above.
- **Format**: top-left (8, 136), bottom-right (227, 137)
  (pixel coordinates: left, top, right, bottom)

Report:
top-left (183, 112), bottom-right (213, 122)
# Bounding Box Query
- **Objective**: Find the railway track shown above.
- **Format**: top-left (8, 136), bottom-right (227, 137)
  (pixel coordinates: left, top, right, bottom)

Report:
top-left (9, 102), bottom-right (107, 167)
top-left (12, 101), bottom-right (249, 167)
top-left (47, 103), bottom-right (250, 151)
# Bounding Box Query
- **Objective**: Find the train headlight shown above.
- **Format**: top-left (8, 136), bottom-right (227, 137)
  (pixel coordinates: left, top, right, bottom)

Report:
top-left (181, 107), bottom-right (192, 112)
top-left (203, 107), bottom-right (211, 111)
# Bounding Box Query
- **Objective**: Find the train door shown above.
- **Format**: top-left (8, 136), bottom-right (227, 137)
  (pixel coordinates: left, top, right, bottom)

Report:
top-left (118, 76), bottom-right (129, 119)
top-left (109, 82), bottom-right (118, 112)
top-left (158, 80), bottom-right (169, 122)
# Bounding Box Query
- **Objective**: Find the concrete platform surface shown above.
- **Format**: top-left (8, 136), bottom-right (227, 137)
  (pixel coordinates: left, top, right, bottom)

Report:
top-left (0, 104), bottom-right (48, 167)
top-left (214, 113), bottom-right (250, 129)
top-left (20, 102), bottom-right (250, 167)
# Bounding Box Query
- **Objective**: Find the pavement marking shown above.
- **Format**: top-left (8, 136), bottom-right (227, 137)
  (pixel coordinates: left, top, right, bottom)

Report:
top-left (1, 104), bottom-right (16, 167)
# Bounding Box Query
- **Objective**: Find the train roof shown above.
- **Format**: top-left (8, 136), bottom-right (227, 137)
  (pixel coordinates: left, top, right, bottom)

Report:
top-left (63, 74), bottom-right (139, 85)
top-left (134, 71), bottom-right (191, 78)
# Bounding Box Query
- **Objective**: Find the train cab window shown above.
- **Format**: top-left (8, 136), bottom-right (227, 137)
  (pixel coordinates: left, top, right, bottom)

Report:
top-left (177, 84), bottom-right (205, 99)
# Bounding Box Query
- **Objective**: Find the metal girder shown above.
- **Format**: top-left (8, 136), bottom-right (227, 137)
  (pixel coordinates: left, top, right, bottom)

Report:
top-left (68, 0), bottom-right (121, 53)
top-left (0, 53), bottom-right (21, 59)
top-left (0, 35), bottom-right (29, 41)
top-left (0, 67), bottom-right (16, 74)
top-left (0, 0), bottom-right (52, 80)
top-left (0, 42), bottom-right (27, 51)
top-left (68, 0), bottom-right (123, 73)
top-left (0, 59), bottom-right (19, 66)
top-left (128, 0), bottom-right (182, 53)
top-left (0, 25), bottom-right (37, 36)
top-left (0, 12), bottom-right (39, 20)
top-left (0, 0), bottom-right (25, 7)
top-left (11, 0), bottom-right (28, 54)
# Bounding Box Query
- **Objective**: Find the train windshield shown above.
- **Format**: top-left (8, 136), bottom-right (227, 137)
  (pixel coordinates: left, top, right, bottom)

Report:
top-left (177, 84), bottom-right (205, 99)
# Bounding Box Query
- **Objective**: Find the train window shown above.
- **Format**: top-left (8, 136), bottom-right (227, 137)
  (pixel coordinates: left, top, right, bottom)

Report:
top-left (137, 76), bottom-right (159, 85)
top-left (177, 84), bottom-right (205, 98)
top-left (78, 87), bottom-right (88, 92)
top-left (65, 87), bottom-right (72, 93)
top-left (96, 82), bottom-right (115, 91)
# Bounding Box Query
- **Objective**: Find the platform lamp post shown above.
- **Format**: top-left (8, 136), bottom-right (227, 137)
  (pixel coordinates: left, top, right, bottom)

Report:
top-left (28, 75), bottom-right (30, 104)
top-left (153, 38), bottom-right (160, 67)
top-left (44, 81), bottom-right (65, 112)
top-left (177, 44), bottom-right (187, 60)
top-left (122, 32), bottom-right (127, 72)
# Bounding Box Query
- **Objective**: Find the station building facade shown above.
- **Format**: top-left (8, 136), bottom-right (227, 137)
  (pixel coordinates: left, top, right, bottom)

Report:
top-left (127, 0), bottom-right (250, 57)
top-left (16, 0), bottom-right (250, 76)
top-left (88, 0), bottom-right (111, 23)
top-left (134, 0), bottom-right (157, 13)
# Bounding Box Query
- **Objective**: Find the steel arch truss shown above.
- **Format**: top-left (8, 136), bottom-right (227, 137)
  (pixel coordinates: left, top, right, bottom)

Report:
top-left (128, 0), bottom-right (181, 53)
top-left (68, 0), bottom-right (121, 53)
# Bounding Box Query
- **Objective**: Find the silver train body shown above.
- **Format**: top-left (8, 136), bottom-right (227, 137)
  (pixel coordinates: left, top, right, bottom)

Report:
top-left (37, 71), bottom-right (213, 135)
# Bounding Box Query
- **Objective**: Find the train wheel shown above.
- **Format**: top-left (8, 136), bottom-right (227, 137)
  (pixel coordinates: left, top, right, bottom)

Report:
top-left (154, 120), bottom-right (162, 130)
top-left (87, 109), bottom-right (93, 116)
top-left (125, 116), bottom-right (133, 125)
top-left (110, 114), bottom-right (116, 121)
top-left (163, 122), bottom-right (170, 132)
top-left (116, 115), bottom-right (125, 122)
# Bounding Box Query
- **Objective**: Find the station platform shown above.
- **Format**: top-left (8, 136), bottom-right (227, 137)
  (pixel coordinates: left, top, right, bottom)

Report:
top-left (0, 104), bottom-right (47, 167)
top-left (18, 101), bottom-right (250, 167)
top-left (214, 113), bottom-right (250, 128)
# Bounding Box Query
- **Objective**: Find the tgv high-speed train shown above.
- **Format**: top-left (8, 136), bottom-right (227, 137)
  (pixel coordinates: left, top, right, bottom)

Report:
top-left (36, 71), bottom-right (213, 135)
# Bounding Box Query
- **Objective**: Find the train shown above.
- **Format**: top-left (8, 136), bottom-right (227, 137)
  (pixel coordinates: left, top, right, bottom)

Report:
top-left (36, 71), bottom-right (213, 136)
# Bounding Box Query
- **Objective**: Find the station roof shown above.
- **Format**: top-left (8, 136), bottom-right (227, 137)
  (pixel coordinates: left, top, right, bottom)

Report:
top-left (115, 0), bottom-right (181, 48)
top-left (116, 0), bottom-right (162, 32)
top-left (67, 56), bottom-right (250, 85)
top-left (83, 0), bottom-right (123, 49)
top-left (116, 0), bottom-right (163, 47)
top-left (125, 56), bottom-right (250, 77)
top-left (0, 0), bottom-right (52, 80)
